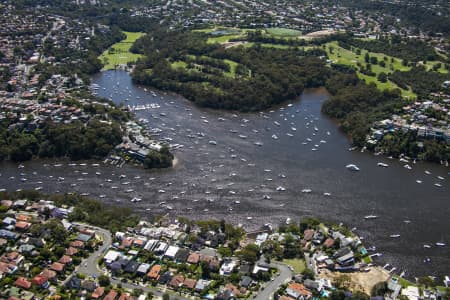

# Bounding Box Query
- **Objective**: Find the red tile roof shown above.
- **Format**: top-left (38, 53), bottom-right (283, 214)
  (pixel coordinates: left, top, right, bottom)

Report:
top-left (15, 277), bottom-right (31, 289)
top-left (91, 287), bottom-right (105, 299)
top-left (104, 290), bottom-right (118, 300)
top-left (49, 262), bottom-right (65, 272)
top-left (32, 275), bottom-right (48, 286)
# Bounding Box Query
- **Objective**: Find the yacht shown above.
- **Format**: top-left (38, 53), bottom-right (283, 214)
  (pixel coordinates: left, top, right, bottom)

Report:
top-left (434, 183), bottom-right (442, 187)
top-left (404, 164), bottom-right (412, 170)
top-left (301, 189), bottom-right (312, 193)
top-left (274, 121), bottom-right (280, 126)
top-left (390, 234), bottom-right (401, 238)
top-left (346, 164), bottom-right (360, 171)
top-left (416, 180), bottom-right (422, 184)
top-left (423, 244), bottom-right (432, 249)
top-left (436, 242), bottom-right (446, 247)
top-left (271, 134), bottom-right (278, 140)
top-left (276, 186), bottom-right (286, 191)
top-left (377, 162), bottom-right (389, 168)
top-left (364, 215), bottom-right (378, 220)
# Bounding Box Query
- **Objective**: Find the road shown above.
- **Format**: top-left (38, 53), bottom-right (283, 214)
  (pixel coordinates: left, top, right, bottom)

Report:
top-left (73, 223), bottom-right (292, 300)
top-left (73, 223), bottom-right (191, 300)
top-left (254, 262), bottom-right (293, 300)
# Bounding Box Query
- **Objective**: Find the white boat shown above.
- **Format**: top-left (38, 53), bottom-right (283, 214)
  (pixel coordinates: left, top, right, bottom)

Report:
top-left (377, 162), bottom-right (389, 168)
top-left (425, 170), bottom-right (431, 175)
top-left (323, 192), bottom-right (331, 196)
top-left (364, 215), bottom-right (378, 220)
top-left (404, 164), bottom-right (412, 170)
top-left (254, 142), bottom-right (263, 146)
top-left (436, 242), bottom-right (446, 247)
top-left (274, 121), bottom-right (280, 126)
top-left (301, 189), bottom-right (312, 193)
top-left (346, 164), bottom-right (360, 171)
top-left (276, 186), bottom-right (286, 191)
top-left (291, 127), bottom-right (296, 131)
top-left (209, 140), bottom-right (217, 145)
top-left (238, 134), bottom-right (247, 139)
top-left (271, 134), bottom-right (278, 140)
top-left (416, 180), bottom-right (422, 184)
top-left (423, 244), bottom-right (432, 248)
top-left (390, 234), bottom-right (401, 238)
top-left (434, 183), bottom-right (442, 187)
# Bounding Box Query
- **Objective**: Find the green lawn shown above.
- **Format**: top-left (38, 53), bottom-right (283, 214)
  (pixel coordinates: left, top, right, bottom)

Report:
top-left (324, 41), bottom-right (417, 98)
top-left (282, 258), bottom-right (306, 274)
top-left (265, 28), bottom-right (302, 37)
top-left (98, 31), bottom-right (144, 70)
top-left (206, 34), bottom-right (243, 44)
top-left (171, 57), bottom-right (240, 78)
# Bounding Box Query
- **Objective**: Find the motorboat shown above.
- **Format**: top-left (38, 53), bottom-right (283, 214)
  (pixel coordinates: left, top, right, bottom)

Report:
top-left (301, 189), bottom-right (312, 193)
top-left (390, 234), bottom-right (401, 238)
top-left (364, 215), bottom-right (378, 220)
top-left (276, 186), bottom-right (286, 191)
top-left (346, 164), bottom-right (360, 171)
top-left (377, 162), bottom-right (389, 167)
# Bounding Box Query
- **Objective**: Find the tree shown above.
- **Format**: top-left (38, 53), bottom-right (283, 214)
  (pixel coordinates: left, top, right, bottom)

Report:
top-left (162, 293), bottom-right (170, 300)
top-left (377, 72), bottom-right (388, 83)
top-left (98, 275), bottom-right (110, 287)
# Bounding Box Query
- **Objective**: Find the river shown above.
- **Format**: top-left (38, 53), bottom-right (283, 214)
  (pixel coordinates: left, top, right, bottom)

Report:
top-left (1, 70), bottom-right (448, 279)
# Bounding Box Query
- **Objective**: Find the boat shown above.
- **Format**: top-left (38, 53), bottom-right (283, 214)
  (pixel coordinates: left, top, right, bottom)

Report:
top-left (434, 183), bottom-right (442, 187)
top-left (436, 242), bottom-right (446, 247)
top-left (238, 135), bottom-right (247, 139)
top-left (346, 164), bottom-right (360, 171)
top-left (254, 142), bottom-right (263, 146)
top-left (364, 215), bottom-right (378, 220)
top-left (272, 134), bottom-right (278, 140)
top-left (425, 170), bottom-right (431, 175)
top-left (209, 140), bottom-right (217, 145)
top-left (416, 180), bottom-right (422, 184)
top-left (301, 189), bottom-right (312, 193)
top-left (404, 164), bottom-right (412, 170)
top-left (377, 162), bottom-right (389, 168)
top-left (323, 192), bottom-right (331, 196)
top-left (291, 127), bottom-right (296, 131)
top-left (274, 121), bottom-right (280, 126)
top-left (423, 244), bottom-right (432, 248)
top-left (390, 234), bottom-right (401, 238)
top-left (276, 186), bottom-right (286, 191)
top-left (437, 176), bottom-right (444, 180)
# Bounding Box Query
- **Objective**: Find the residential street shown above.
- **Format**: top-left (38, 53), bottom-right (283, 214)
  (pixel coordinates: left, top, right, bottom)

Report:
top-left (254, 262), bottom-right (293, 300)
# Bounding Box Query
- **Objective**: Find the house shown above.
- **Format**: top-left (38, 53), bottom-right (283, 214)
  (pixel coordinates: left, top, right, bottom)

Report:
top-left (124, 260), bottom-right (140, 273)
top-left (66, 247), bottom-right (78, 256)
top-left (91, 287), bottom-right (105, 299)
top-left (286, 282), bottom-right (312, 299)
top-left (104, 250), bottom-right (121, 264)
top-left (220, 259), bottom-right (237, 276)
top-left (164, 245), bottom-right (180, 259)
top-left (184, 278), bottom-right (197, 290)
top-left (216, 289), bottom-right (234, 300)
top-left (137, 263), bottom-right (151, 275)
top-left (252, 261), bottom-right (270, 274)
top-left (401, 286), bottom-right (420, 300)
top-left (158, 271), bottom-right (173, 285)
top-left (32, 275), bottom-right (49, 288)
top-left (239, 276), bottom-right (253, 288)
top-left (104, 290), bottom-right (118, 300)
top-left (195, 279), bottom-right (210, 292)
top-left (14, 277), bottom-right (31, 289)
top-left (49, 262), bottom-right (65, 273)
top-left (59, 255), bottom-right (72, 265)
top-left (81, 280), bottom-right (97, 292)
top-left (118, 293), bottom-right (135, 300)
top-left (169, 274), bottom-right (184, 289)
top-left (187, 252), bottom-right (200, 264)
top-left (66, 275), bottom-right (81, 290)
top-left (0, 229), bottom-right (17, 240)
top-left (174, 248), bottom-right (190, 262)
top-left (40, 269), bottom-right (57, 281)
top-left (147, 264), bottom-right (161, 280)
top-left (70, 240), bottom-right (85, 248)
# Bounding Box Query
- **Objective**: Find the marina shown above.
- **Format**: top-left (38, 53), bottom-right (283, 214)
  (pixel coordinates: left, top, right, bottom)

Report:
top-left (0, 70), bottom-right (448, 278)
